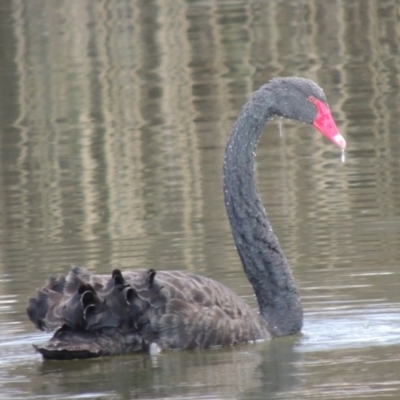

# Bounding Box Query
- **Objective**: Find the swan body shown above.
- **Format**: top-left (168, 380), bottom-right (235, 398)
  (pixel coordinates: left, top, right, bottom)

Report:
top-left (28, 268), bottom-right (270, 359)
top-left (27, 77), bottom-right (345, 360)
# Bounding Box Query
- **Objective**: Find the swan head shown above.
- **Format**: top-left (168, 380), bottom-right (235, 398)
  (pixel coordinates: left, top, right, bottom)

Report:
top-left (263, 77), bottom-right (346, 149)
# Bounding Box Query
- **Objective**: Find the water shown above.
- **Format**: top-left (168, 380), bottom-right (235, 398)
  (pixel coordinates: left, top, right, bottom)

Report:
top-left (1, 0), bottom-right (400, 398)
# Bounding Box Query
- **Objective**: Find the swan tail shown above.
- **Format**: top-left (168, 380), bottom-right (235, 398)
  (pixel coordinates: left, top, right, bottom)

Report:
top-left (33, 325), bottom-right (146, 360)
top-left (26, 274), bottom-right (67, 331)
top-left (27, 266), bottom-right (164, 359)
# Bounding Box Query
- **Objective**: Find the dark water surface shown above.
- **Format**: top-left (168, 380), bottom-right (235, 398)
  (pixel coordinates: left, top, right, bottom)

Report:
top-left (1, 0), bottom-right (400, 398)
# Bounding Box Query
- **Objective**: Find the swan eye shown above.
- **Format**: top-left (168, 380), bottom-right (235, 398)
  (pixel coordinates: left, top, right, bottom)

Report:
top-left (309, 96), bottom-right (316, 103)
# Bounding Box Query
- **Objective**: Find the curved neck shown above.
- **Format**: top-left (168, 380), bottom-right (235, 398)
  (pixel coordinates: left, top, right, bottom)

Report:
top-left (223, 93), bottom-right (303, 336)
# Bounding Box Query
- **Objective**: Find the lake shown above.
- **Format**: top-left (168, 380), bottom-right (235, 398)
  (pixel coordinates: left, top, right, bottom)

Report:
top-left (0, 0), bottom-right (400, 398)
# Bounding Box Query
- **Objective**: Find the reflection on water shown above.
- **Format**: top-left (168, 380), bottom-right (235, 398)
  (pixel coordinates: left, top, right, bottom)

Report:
top-left (1, 0), bottom-right (400, 399)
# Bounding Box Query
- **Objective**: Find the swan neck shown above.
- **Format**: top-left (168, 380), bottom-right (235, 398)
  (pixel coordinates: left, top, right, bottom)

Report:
top-left (223, 94), bottom-right (303, 336)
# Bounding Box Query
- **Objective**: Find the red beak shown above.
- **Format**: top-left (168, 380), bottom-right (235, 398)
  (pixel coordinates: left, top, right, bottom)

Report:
top-left (312, 99), bottom-right (346, 149)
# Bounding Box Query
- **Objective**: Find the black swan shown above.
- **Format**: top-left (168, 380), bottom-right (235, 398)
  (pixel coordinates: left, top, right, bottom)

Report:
top-left (27, 77), bottom-right (346, 360)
